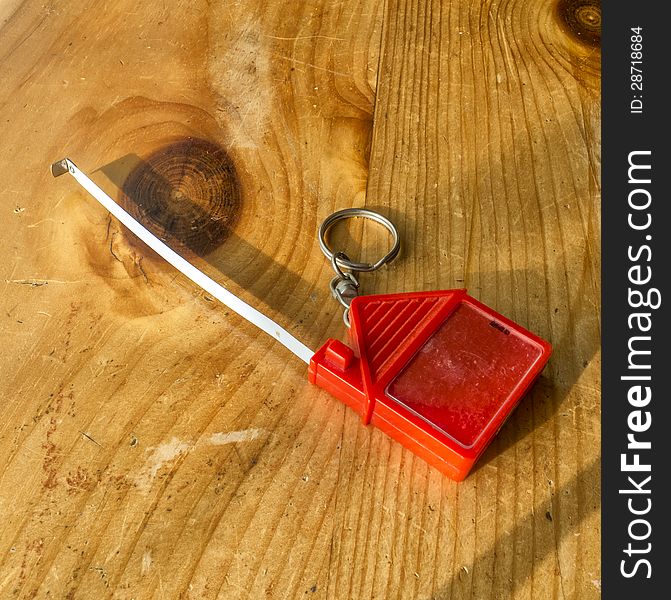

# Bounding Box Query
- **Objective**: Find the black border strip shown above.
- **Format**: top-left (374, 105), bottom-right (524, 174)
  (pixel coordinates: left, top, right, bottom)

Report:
top-left (602, 3), bottom-right (670, 596)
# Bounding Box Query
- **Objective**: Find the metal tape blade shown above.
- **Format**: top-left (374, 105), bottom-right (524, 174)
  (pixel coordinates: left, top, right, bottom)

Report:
top-left (52, 158), bottom-right (314, 364)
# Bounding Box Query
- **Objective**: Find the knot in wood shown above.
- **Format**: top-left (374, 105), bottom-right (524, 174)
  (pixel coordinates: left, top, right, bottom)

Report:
top-left (120, 138), bottom-right (241, 256)
top-left (557, 0), bottom-right (601, 47)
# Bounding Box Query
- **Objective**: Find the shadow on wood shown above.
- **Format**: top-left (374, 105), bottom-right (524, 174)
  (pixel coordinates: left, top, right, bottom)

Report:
top-left (434, 458), bottom-right (600, 599)
top-left (98, 149), bottom-right (318, 337)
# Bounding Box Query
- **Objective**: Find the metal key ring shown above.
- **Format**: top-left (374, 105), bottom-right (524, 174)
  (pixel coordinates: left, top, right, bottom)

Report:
top-left (318, 208), bottom-right (400, 272)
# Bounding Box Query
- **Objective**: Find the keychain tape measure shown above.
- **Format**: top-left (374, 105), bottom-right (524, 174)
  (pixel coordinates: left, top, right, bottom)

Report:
top-left (52, 158), bottom-right (552, 481)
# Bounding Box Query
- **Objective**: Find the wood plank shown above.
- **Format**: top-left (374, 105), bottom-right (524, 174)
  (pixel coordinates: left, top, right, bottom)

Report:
top-left (0, 0), bottom-right (600, 598)
top-left (1, 1), bottom-right (384, 597)
top-left (327, 0), bottom-right (601, 598)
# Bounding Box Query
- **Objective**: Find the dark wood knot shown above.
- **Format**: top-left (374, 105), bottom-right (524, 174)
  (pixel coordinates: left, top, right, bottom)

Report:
top-left (557, 0), bottom-right (601, 47)
top-left (120, 138), bottom-right (241, 256)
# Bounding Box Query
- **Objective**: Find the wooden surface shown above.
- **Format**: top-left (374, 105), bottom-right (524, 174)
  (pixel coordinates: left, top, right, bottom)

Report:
top-left (0, 0), bottom-right (601, 598)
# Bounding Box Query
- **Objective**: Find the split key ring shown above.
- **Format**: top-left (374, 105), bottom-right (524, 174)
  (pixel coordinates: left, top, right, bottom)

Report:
top-left (318, 208), bottom-right (401, 273)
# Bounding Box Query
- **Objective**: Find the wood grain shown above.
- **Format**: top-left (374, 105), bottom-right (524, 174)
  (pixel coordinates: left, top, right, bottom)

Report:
top-left (341, 1), bottom-right (601, 598)
top-left (0, 0), bottom-right (600, 598)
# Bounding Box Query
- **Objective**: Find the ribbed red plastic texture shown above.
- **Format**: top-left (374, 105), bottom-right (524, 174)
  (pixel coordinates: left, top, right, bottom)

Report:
top-left (308, 290), bottom-right (552, 481)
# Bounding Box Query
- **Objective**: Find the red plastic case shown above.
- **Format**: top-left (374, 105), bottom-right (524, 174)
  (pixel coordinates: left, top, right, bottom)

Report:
top-left (309, 289), bottom-right (552, 480)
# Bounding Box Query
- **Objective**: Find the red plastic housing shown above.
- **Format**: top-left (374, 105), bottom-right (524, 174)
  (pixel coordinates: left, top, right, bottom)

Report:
top-left (308, 290), bottom-right (552, 481)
